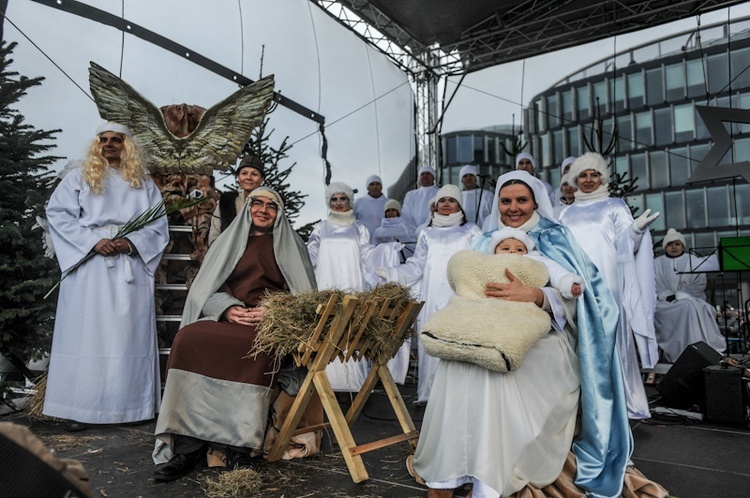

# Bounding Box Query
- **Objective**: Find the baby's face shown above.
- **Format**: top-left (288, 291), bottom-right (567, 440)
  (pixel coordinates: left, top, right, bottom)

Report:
top-left (495, 238), bottom-right (528, 255)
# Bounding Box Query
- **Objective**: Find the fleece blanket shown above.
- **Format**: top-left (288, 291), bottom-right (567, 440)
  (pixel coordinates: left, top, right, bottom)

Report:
top-left (421, 251), bottom-right (551, 372)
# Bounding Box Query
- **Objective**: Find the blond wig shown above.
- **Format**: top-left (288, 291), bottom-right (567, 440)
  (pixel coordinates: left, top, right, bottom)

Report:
top-left (82, 134), bottom-right (148, 194)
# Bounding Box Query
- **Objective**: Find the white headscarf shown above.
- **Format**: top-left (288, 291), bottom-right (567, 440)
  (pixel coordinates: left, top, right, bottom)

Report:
top-left (560, 156), bottom-right (577, 176)
top-left (96, 122), bottom-right (132, 137)
top-left (432, 184), bottom-right (464, 227)
top-left (485, 170), bottom-right (555, 232)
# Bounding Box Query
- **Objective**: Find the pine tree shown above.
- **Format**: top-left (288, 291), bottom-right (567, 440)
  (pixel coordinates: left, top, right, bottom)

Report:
top-left (0, 41), bottom-right (61, 380)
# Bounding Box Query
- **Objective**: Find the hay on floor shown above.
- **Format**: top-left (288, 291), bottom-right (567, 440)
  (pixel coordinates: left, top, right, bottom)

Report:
top-left (201, 467), bottom-right (262, 498)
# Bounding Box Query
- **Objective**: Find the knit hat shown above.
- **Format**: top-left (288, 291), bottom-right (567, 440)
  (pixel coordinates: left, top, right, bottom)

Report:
top-left (662, 228), bottom-right (686, 250)
top-left (568, 152), bottom-right (610, 186)
top-left (325, 181), bottom-right (354, 206)
top-left (434, 184), bottom-right (463, 210)
top-left (488, 227), bottom-right (536, 254)
top-left (459, 164), bottom-right (477, 180)
top-left (236, 155), bottom-right (265, 177)
top-left (384, 198), bottom-right (401, 214)
top-left (96, 122), bottom-right (132, 137)
top-left (418, 164), bottom-right (437, 179)
top-left (560, 156), bottom-right (576, 175)
top-left (515, 153), bottom-right (536, 171)
top-left (366, 174), bottom-right (383, 188)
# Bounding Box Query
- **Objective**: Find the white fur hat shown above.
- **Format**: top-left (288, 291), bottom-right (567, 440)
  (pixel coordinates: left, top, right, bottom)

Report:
top-left (96, 122), bottom-right (132, 137)
top-left (325, 181), bottom-right (354, 207)
top-left (488, 227), bottom-right (536, 254)
top-left (434, 184), bottom-right (463, 210)
top-left (366, 174), bottom-right (383, 187)
top-left (384, 198), bottom-right (401, 214)
top-left (515, 153), bottom-right (536, 171)
top-left (662, 228), bottom-right (686, 250)
top-left (459, 164), bottom-right (477, 180)
top-left (560, 156), bottom-right (576, 175)
top-left (568, 152), bottom-right (610, 186)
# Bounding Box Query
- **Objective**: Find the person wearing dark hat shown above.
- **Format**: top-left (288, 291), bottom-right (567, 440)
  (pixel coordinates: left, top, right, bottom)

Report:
top-left (653, 229), bottom-right (725, 362)
top-left (208, 154), bottom-right (265, 245)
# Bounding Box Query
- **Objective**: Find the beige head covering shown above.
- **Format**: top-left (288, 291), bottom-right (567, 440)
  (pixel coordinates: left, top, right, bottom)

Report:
top-left (662, 228), bottom-right (686, 250)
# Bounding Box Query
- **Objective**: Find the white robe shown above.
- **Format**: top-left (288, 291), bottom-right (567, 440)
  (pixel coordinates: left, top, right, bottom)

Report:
top-left (44, 167), bottom-right (169, 424)
top-left (373, 217), bottom-right (413, 259)
top-left (385, 222), bottom-right (482, 402)
top-left (413, 290), bottom-right (579, 497)
top-left (559, 197), bottom-right (658, 419)
top-left (354, 194), bottom-right (388, 243)
top-left (654, 254), bottom-right (725, 362)
top-left (402, 185), bottom-right (440, 231)
top-left (307, 219), bottom-right (401, 390)
top-left (461, 188), bottom-right (494, 228)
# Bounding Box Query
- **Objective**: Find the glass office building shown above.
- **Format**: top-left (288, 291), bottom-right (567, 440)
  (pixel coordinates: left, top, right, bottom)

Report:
top-left (525, 17), bottom-right (750, 255)
top-left (440, 125), bottom-right (519, 187)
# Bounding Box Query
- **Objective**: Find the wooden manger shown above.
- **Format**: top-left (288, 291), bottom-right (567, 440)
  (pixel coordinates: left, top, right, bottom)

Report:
top-left (264, 290), bottom-right (423, 483)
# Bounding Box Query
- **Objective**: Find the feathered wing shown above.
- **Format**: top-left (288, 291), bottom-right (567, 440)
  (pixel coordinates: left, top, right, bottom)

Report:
top-left (88, 62), bottom-right (180, 172)
top-left (88, 62), bottom-right (276, 174)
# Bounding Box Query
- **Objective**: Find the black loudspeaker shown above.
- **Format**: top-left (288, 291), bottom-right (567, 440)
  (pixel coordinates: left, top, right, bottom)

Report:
top-left (704, 365), bottom-right (749, 426)
top-left (656, 341), bottom-right (724, 410)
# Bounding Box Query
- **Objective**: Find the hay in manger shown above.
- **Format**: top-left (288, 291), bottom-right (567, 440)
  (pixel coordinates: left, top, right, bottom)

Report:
top-left (251, 283), bottom-right (415, 366)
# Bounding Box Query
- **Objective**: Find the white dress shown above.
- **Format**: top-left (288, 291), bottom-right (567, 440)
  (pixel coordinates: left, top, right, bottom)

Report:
top-left (413, 290), bottom-right (579, 497)
top-left (44, 167), bottom-right (169, 423)
top-left (461, 188), bottom-right (494, 228)
top-left (653, 253), bottom-right (725, 362)
top-left (385, 222), bottom-right (482, 402)
top-left (307, 218), bottom-right (401, 390)
top-left (402, 185), bottom-right (440, 231)
top-left (354, 194), bottom-right (388, 243)
top-left (559, 197), bottom-right (658, 419)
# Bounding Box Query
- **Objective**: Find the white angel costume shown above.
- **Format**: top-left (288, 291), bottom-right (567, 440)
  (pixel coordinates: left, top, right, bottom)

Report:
top-left (307, 185), bottom-right (402, 391)
top-left (44, 166), bottom-right (169, 423)
top-left (402, 165), bottom-right (440, 231)
top-left (353, 175), bottom-right (389, 243)
top-left (654, 252), bottom-right (725, 362)
top-left (459, 165), bottom-right (494, 228)
top-left (560, 193), bottom-right (657, 419)
top-left (383, 185), bottom-right (482, 403)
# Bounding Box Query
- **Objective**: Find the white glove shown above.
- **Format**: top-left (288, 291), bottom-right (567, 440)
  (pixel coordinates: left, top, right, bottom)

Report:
top-left (633, 208), bottom-right (660, 232)
top-left (394, 242), bottom-right (405, 252)
top-left (375, 267), bottom-right (388, 279)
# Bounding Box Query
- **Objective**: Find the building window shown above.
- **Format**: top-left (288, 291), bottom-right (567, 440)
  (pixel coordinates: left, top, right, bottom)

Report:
top-left (617, 114), bottom-right (633, 152)
top-left (665, 62), bottom-right (685, 101)
top-left (673, 104), bottom-right (695, 143)
top-left (732, 183), bottom-right (750, 225)
top-left (561, 88), bottom-right (574, 123)
top-left (577, 85), bottom-right (591, 120)
top-left (649, 150), bottom-right (669, 189)
top-left (695, 105), bottom-right (710, 141)
top-left (458, 135), bottom-right (473, 163)
top-left (534, 98), bottom-right (546, 133)
top-left (689, 143), bottom-right (711, 166)
top-left (665, 190), bottom-right (686, 229)
top-left (654, 107), bottom-right (673, 146)
top-left (707, 185), bottom-right (730, 227)
top-left (669, 146), bottom-right (690, 186)
top-left (687, 58), bottom-right (706, 99)
top-left (547, 94), bottom-right (559, 128)
top-left (645, 193), bottom-right (666, 231)
top-left (487, 137), bottom-right (497, 164)
top-left (566, 126), bottom-right (580, 157)
top-left (614, 155), bottom-right (629, 177)
top-left (626, 193), bottom-right (644, 216)
top-left (707, 52), bottom-right (729, 96)
top-left (646, 67), bottom-right (664, 105)
top-left (445, 136), bottom-right (458, 164)
top-left (731, 47), bottom-right (750, 90)
top-left (552, 130), bottom-right (564, 165)
top-left (635, 111), bottom-right (653, 148)
top-left (627, 71), bottom-right (644, 109)
top-left (610, 75), bottom-right (625, 112)
top-left (593, 80), bottom-right (608, 114)
top-left (539, 133), bottom-right (550, 167)
top-left (631, 152), bottom-right (648, 191)
top-left (685, 188), bottom-right (707, 229)
top-left (733, 137), bottom-right (750, 165)
top-left (694, 232), bottom-right (716, 251)
top-left (474, 136), bottom-right (485, 163)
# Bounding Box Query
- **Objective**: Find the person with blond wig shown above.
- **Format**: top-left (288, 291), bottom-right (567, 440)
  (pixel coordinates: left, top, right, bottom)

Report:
top-left (44, 122), bottom-right (169, 431)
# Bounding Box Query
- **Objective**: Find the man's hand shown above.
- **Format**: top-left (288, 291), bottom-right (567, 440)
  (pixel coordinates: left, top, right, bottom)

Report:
top-left (94, 238), bottom-right (118, 256)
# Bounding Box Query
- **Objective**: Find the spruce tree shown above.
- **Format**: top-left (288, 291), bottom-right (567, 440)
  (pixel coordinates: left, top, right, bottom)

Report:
top-left (0, 41), bottom-right (61, 380)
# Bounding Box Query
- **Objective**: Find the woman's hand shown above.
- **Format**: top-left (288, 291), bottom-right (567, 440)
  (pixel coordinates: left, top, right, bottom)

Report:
top-left (225, 305), bottom-right (266, 326)
top-left (484, 269), bottom-right (544, 307)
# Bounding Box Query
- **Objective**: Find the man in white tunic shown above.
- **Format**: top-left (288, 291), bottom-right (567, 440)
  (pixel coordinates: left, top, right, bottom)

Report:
top-left (44, 123), bottom-right (169, 429)
top-left (354, 174), bottom-right (389, 243)
top-left (654, 229), bottom-right (725, 362)
top-left (459, 165), bottom-right (493, 228)
top-left (402, 164), bottom-right (440, 231)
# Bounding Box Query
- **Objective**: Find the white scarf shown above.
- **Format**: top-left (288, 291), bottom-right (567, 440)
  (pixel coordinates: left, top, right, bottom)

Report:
top-left (496, 211), bottom-right (540, 233)
top-left (432, 211), bottom-right (464, 227)
top-left (574, 184), bottom-right (609, 202)
top-left (328, 209), bottom-right (355, 226)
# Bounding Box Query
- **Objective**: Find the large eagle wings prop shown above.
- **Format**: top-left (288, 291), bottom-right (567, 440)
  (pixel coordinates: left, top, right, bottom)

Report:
top-left (88, 62), bottom-right (275, 174)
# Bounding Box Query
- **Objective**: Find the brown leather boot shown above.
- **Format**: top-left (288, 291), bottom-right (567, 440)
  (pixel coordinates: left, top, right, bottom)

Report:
top-left (425, 488), bottom-right (454, 498)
